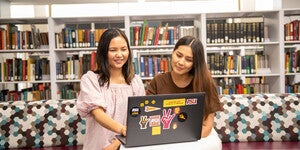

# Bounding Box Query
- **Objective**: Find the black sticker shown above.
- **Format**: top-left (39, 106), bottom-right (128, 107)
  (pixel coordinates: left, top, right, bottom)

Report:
top-left (130, 107), bottom-right (140, 117)
top-left (177, 112), bottom-right (188, 122)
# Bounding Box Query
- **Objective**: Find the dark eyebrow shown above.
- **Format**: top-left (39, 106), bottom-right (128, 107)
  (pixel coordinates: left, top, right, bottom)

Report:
top-left (109, 45), bottom-right (128, 49)
top-left (186, 56), bottom-right (193, 59)
top-left (175, 51), bottom-right (182, 55)
top-left (176, 51), bottom-right (193, 59)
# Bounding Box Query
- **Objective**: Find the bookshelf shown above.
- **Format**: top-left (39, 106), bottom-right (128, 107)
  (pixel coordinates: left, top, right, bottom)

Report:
top-left (204, 10), bottom-right (283, 94)
top-left (283, 8), bottom-right (300, 93)
top-left (48, 16), bottom-right (125, 100)
top-left (129, 14), bottom-right (201, 81)
top-left (1, 9), bottom-right (300, 101)
top-left (0, 18), bottom-right (51, 101)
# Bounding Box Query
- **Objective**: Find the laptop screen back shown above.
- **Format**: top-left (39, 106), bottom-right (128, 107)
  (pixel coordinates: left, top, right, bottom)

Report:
top-left (124, 92), bottom-right (205, 147)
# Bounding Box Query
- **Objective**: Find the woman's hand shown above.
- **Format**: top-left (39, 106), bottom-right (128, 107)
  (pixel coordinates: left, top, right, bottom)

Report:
top-left (201, 113), bottom-right (215, 138)
top-left (120, 126), bottom-right (127, 136)
top-left (103, 138), bottom-right (121, 150)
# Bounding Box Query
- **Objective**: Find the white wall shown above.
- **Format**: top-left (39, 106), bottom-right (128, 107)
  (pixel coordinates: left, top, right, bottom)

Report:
top-left (9, 0), bottom-right (285, 18)
top-left (282, 0), bottom-right (300, 9)
top-left (51, 0), bottom-right (239, 17)
top-left (0, 0), bottom-right (10, 17)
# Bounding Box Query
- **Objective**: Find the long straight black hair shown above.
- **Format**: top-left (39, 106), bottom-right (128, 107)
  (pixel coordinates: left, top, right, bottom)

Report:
top-left (93, 28), bottom-right (134, 87)
top-left (173, 36), bottom-right (222, 119)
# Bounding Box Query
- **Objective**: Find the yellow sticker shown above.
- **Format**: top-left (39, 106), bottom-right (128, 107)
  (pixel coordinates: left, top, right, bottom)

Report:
top-left (151, 100), bottom-right (156, 104)
top-left (173, 107), bottom-right (180, 114)
top-left (163, 98), bottom-right (186, 107)
top-left (172, 122), bottom-right (178, 130)
top-left (140, 103), bottom-right (144, 107)
top-left (152, 126), bottom-right (161, 135)
top-left (145, 106), bottom-right (161, 112)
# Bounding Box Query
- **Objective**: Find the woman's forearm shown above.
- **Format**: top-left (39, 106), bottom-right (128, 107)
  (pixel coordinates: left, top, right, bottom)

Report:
top-left (91, 108), bottom-right (125, 135)
top-left (201, 113), bottom-right (215, 138)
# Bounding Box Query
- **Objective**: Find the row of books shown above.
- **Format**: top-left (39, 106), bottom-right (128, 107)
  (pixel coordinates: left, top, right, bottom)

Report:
top-left (55, 27), bottom-right (107, 49)
top-left (285, 50), bottom-right (300, 73)
top-left (130, 20), bottom-right (197, 46)
top-left (215, 77), bottom-right (269, 94)
top-left (135, 55), bottom-right (172, 77)
top-left (0, 57), bottom-right (50, 82)
top-left (0, 83), bottom-right (51, 101)
top-left (57, 84), bottom-right (80, 100)
top-left (0, 24), bottom-right (49, 50)
top-left (206, 19), bottom-right (265, 44)
top-left (217, 83), bottom-right (270, 95)
top-left (285, 76), bottom-right (300, 93)
top-left (285, 84), bottom-right (300, 93)
top-left (0, 83), bottom-right (81, 101)
top-left (284, 19), bottom-right (300, 41)
top-left (56, 51), bottom-right (96, 80)
top-left (207, 51), bottom-right (269, 75)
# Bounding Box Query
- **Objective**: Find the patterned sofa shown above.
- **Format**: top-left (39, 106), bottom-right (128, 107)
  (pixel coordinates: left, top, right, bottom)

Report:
top-left (0, 93), bottom-right (299, 149)
top-left (215, 93), bottom-right (299, 142)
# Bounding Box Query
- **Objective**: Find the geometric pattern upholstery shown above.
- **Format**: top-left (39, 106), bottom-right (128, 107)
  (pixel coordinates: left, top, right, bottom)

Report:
top-left (0, 94), bottom-right (299, 148)
top-left (0, 100), bottom-right (85, 149)
top-left (215, 93), bottom-right (300, 142)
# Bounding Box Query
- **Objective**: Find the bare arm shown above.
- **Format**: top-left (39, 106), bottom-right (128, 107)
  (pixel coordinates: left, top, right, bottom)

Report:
top-left (102, 139), bottom-right (122, 150)
top-left (91, 108), bottom-right (127, 136)
top-left (201, 113), bottom-right (215, 138)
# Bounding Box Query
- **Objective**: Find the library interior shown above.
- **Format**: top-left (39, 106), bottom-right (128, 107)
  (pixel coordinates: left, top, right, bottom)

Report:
top-left (0, 0), bottom-right (299, 150)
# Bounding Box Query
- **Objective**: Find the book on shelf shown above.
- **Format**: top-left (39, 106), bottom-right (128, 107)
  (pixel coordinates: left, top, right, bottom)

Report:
top-left (144, 57), bottom-right (149, 77)
top-left (139, 56), bottom-right (145, 77)
top-left (56, 51), bottom-right (97, 80)
top-left (284, 20), bottom-right (300, 41)
top-left (147, 56), bottom-right (153, 77)
top-left (90, 51), bottom-right (96, 71)
top-left (134, 26), bottom-right (140, 46)
top-left (59, 84), bottom-right (79, 100)
top-left (72, 55), bottom-right (80, 79)
top-left (0, 56), bottom-right (50, 82)
top-left (140, 20), bottom-right (148, 46)
top-left (214, 77), bottom-right (269, 95)
top-left (206, 17), bottom-right (264, 44)
top-left (130, 20), bottom-right (197, 46)
top-left (94, 28), bottom-right (106, 47)
top-left (0, 24), bottom-right (49, 50)
top-left (55, 26), bottom-right (106, 49)
top-left (285, 76), bottom-right (300, 93)
top-left (0, 83), bottom-right (51, 101)
top-left (207, 53), bottom-right (240, 75)
top-left (0, 62), bottom-right (2, 82)
top-left (285, 50), bottom-right (300, 73)
top-left (207, 50), bottom-right (270, 76)
top-left (82, 53), bottom-right (91, 75)
top-left (134, 54), bottom-right (171, 78)
top-left (147, 26), bottom-right (155, 46)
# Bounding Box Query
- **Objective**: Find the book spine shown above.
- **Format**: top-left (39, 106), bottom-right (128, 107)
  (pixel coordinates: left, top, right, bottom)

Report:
top-left (140, 56), bottom-right (145, 77)
top-left (148, 56), bottom-right (153, 77)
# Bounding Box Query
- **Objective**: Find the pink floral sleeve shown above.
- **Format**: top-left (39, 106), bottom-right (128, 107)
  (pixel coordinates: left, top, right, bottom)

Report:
top-left (76, 71), bottom-right (108, 118)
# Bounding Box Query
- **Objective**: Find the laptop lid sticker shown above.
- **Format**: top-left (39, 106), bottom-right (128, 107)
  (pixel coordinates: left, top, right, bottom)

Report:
top-left (139, 115), bottom-right (149, 129)
top-left (161, 108), bottom-right (176, 130)
top-left (130, 107), bottom-right (140, 117)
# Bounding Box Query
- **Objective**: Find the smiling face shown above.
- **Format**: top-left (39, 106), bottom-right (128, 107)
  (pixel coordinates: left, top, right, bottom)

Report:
top-left (108, 36), bottom-right (129, 70)
top-left (171, 45), bottom-right (194, 75)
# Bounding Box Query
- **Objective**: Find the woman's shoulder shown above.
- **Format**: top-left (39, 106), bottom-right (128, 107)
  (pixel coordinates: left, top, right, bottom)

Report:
top-left (153, 72), bottom-right (171, 80)
top-left (81, 71), bottom-right (98, 80)
top-left (133, 74), bottom-right (142, 80)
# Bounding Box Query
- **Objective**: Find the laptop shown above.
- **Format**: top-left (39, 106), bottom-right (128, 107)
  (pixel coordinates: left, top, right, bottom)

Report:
top-left (116, 92), bottom-right (205, 148)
